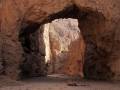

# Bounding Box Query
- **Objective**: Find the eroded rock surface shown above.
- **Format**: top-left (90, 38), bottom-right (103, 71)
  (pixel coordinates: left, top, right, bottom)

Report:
top-left (0, 0), bottom-right (120, 80)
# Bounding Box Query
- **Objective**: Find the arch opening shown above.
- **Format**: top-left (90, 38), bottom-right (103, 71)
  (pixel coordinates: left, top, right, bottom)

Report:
top-left (18, 5), bottom-right (112, 80)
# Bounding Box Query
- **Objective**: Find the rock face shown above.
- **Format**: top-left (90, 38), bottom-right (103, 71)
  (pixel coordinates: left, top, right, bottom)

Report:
top-left (0, 0), bottom-right (120, 80)
top-left (45, 19), bottom-right (85, 77)
top-left (0, 1), bottom-right (3, 75)
top-left (19, 26), bottom-right (46, 78)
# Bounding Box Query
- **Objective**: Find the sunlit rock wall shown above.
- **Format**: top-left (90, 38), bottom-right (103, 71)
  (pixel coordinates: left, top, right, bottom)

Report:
top-left (44, 19), bottom-right (85, 77)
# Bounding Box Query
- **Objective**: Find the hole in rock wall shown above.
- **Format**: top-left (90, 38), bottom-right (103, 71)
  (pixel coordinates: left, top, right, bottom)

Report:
top-left (18, 5), bottom-right (113, 80)
top-left (19, 18), bottom-right (85, 78)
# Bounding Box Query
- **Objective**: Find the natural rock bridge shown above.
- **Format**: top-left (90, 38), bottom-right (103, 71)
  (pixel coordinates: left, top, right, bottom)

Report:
top-left (0, 0), bottom-right (120, 81)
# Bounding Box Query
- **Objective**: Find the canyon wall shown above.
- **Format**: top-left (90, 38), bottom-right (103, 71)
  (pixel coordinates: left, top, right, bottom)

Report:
top-left (0, 0), bottom-right (120, 80)
top-left (19, 27), bottom-right (46, 78)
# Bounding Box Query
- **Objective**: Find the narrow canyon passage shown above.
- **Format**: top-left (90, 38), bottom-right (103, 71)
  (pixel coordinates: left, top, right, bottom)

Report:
top-left (43, 18), bottom-right (85, 77)
top-left (19, 18), bottom-right (85, 78)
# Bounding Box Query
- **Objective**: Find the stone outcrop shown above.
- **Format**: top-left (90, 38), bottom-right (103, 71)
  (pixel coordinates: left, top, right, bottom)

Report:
top-left (0, 0), bottom-right (120, 80)
top-left (45, 19), bottom-right (85, 77)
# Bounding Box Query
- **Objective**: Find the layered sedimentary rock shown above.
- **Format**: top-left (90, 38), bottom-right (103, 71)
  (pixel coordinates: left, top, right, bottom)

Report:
top-left (0, 0), bottom-right (120, 80)
top-left (45, 19), bottom-right (85, 77)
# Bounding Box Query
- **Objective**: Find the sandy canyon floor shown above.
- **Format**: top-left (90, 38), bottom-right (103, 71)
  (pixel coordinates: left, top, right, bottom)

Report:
top-left (0, 74), bottom-right (120, 90)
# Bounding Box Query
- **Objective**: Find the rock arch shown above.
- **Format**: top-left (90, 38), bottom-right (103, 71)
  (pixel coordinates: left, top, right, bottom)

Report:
top-left (1, 0), bottom-right (120, 80)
